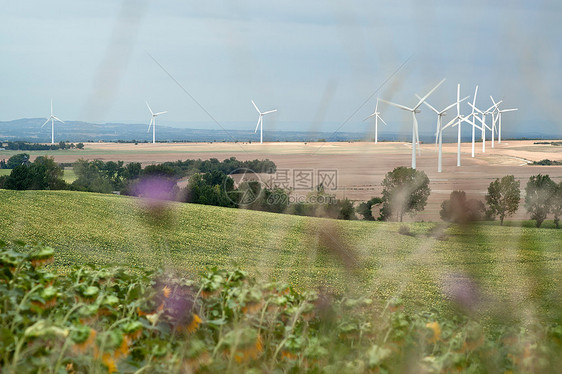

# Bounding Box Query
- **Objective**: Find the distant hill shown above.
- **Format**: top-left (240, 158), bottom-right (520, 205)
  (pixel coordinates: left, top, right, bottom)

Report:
top-left (0, 118), bottom-right (559, 143)
top-left (0, 118), bottom-right (367, 143)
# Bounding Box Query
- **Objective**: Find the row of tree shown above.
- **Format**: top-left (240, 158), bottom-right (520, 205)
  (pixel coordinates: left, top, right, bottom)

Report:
top-left (397, 172), bottom-right (562, 228)
top-left (353, 168), bottom-right (561, 228)
top-left (1, 154), bottom-right (560, 227)
top-left (1, 141), bottom-right (84, 152)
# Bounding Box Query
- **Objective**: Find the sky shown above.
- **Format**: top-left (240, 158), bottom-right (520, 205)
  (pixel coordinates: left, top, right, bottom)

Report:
top-left (1, 0), bottom-right (561, 137)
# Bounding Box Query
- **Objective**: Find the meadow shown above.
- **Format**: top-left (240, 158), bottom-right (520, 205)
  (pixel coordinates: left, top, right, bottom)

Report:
top-left (1, 189), bottom-right (560, 321)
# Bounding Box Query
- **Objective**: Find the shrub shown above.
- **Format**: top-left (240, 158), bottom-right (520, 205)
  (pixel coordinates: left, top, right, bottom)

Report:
top-left (440, 191), bottom-right (485, 223)
top-left (524, 174), bottom-right (556, 228)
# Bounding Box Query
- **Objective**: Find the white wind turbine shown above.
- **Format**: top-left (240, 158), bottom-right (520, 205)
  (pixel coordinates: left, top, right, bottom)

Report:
top-left (416, 94), bottom-right (469, 173)
top-left (464, 86), bottom-right (485, 158)
top-left (363, 98), bottom-right (388, 144)
top-left (490, 96), bottom-right (517, 144)
top-left (440, 84), bottom-right (477, 167)
top-left (41, 100), bottom-right (64, 145)
top-left (146, 102), bottom-right (167, 144)
top-left (379, 78), bottom-right (445, 169)
top-left (251, 100), bottom-right (277, 144)
top-left (468, 99), bottom-right (501, 152)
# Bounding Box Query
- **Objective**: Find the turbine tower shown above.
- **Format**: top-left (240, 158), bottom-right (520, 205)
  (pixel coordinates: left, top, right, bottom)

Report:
top-left (41, 100), bottom-right (64, 145)
top-left (379, 78), bottom-right (445, 169)
top-left (417, 94), bottom-right (468, 173)
top-left (441, 84), bottom-right (476, 167)
top-left (468, 100), bottom-right (500, 152)
top-left (251, 100), bottom-right (277, 144)
top-left (363, 98), bottom-right (388, 144)
top-left (146, 102), bottom-right (167, 144)
top-left (490, 96), bottom-right (517, 144)
top-left (465, 86), bottom-right (484, 158)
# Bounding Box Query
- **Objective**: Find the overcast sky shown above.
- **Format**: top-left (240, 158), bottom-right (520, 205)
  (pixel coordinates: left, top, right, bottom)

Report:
top-left (1, 0), bottom-right (561, 136)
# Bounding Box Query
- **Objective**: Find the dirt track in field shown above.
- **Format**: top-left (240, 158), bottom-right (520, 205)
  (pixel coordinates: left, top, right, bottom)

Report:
top-left (38, 140), bottom-right (562, 221)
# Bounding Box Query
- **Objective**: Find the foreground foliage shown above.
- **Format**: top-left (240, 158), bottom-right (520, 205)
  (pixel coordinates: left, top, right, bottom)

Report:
top-left (1, 244), bottom-right (561, 373)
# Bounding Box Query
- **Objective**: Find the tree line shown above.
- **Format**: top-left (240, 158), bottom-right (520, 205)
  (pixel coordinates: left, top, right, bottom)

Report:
top-left (0, 141), bottom-right (84, 152)
top-left (1, 153), bottom-right (560, 227)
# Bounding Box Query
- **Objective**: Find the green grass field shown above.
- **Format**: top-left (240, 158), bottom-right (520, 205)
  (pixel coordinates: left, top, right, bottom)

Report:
top-left (0, 169), bottom-right (10, 177)
top-left (1, 189), bottom-right (561, 318)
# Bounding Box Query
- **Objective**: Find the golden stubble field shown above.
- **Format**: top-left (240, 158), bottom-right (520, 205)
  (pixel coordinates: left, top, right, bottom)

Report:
top-left (26, 139), bottom-right (562, 221)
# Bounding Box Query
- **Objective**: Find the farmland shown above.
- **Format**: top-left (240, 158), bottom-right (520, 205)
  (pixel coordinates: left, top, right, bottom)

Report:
top-left (2, 139), bottom-right (561, 221)
top-left (1, 189), bottom-right (561, 319)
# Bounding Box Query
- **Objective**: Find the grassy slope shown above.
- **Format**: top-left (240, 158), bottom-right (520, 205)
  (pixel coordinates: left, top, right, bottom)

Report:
top-left (1, 189), bottom-right (561, 316)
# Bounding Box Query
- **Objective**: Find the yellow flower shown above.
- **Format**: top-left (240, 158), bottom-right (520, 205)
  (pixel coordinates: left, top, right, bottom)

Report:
top-left (72, 328), bottom-right (97, 354)
top-left (426, 322), bottom-right (441, 344)
top-left (232, 335), bottom-right (263, 363)
top-left (102, 353), bottom-right (117, 373)
top-left (187, 314), bottom-right (202, 333)
top-left (163, 285), bottom-right (172, 299)
top-left (113, 336), bottom-right (130, 359)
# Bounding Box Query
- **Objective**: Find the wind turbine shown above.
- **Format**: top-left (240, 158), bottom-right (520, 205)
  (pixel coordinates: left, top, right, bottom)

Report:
top-left (441, 84), bottom-right (477, 167)
top-left (416, 94), bottom-right (469, 173)
top-left (251, 100), bottom-right (277, 144)
top-left (41, 100), bottom-right (64, 145)
top-left (464, 86), bottom-right (485, 158)
top-left (490, 96), bottom-right (517, 144)
top-left (379, 78), bottom-right (445, 169)
top-left (146, 102), bottom-right (167, 144)
top-left (363, 98), bottom-right (388, 144)
top-left (468, 100), bottom-right (500, 152)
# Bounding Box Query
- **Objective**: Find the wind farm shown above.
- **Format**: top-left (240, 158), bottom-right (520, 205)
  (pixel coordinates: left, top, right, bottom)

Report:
top-left (1, 2), bottom-right (561, 373)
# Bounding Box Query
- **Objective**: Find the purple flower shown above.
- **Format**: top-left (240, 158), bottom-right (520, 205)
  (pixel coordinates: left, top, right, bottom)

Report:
top-left (442, 272), bottom-right (481, 312)
top-left (133, 177), bottom-right (176, 201)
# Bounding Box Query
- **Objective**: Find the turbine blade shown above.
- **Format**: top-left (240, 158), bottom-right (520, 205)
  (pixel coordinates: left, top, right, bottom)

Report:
top-left (147, 118), bottom-right (153, 132)
top-left (442, 116), bottom-right (458, 130)
top-left (363, 112), bottom-right (376, 121)
top-left (379, 98), bottom-right (413, 112)
top-left (154, 111), bottom-right (168, 116)
top-left (262, 109), bottom-right (277, 115)
top-left (379, 116), bottom-right (388, 126)
top-left (51, 100), bottom-right (53, 116)
top-left (501, 108), bottom-right (518, 112)
top-left (146, 101), bottom-right (154, 115)
top-left (254, 116), bottom-right (261, 133)
top-left (251, 100), bottom-right (261, 114)
top-left (468, 102), bottom-right (484, 114)
top-left (413, 78), bottom-right (446, 110)
top-left (41, 118), bottom-right (50, 128)
top-left (53, 116), bottom-right (64, 123)
top-left (415, 94), bottom-right (439, 114)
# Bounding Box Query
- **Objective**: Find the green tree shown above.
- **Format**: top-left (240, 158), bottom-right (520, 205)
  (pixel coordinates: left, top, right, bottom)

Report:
top-left (6, 153), bottom-right (30, 169)
top-left (123, 162), bottom-right (142, 180)
top-left (551, 182), bottom-right (562, 229)
top-left (485, 175), bottom-right (521, 225)
top-left (185, 172), bottom-right (235, 208)
top-left (380, 167), bottom-right (430, 222)
top-left (337, 199), bottom-right (356, 220)
top-left (4, 156), bottom-right (66, 190)
top-left (76, 142), bottom-right (84, 149)
top-left (357, 197), bottom-right (383, 221)
top-left (524, 174), bottom-right (556, 228)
